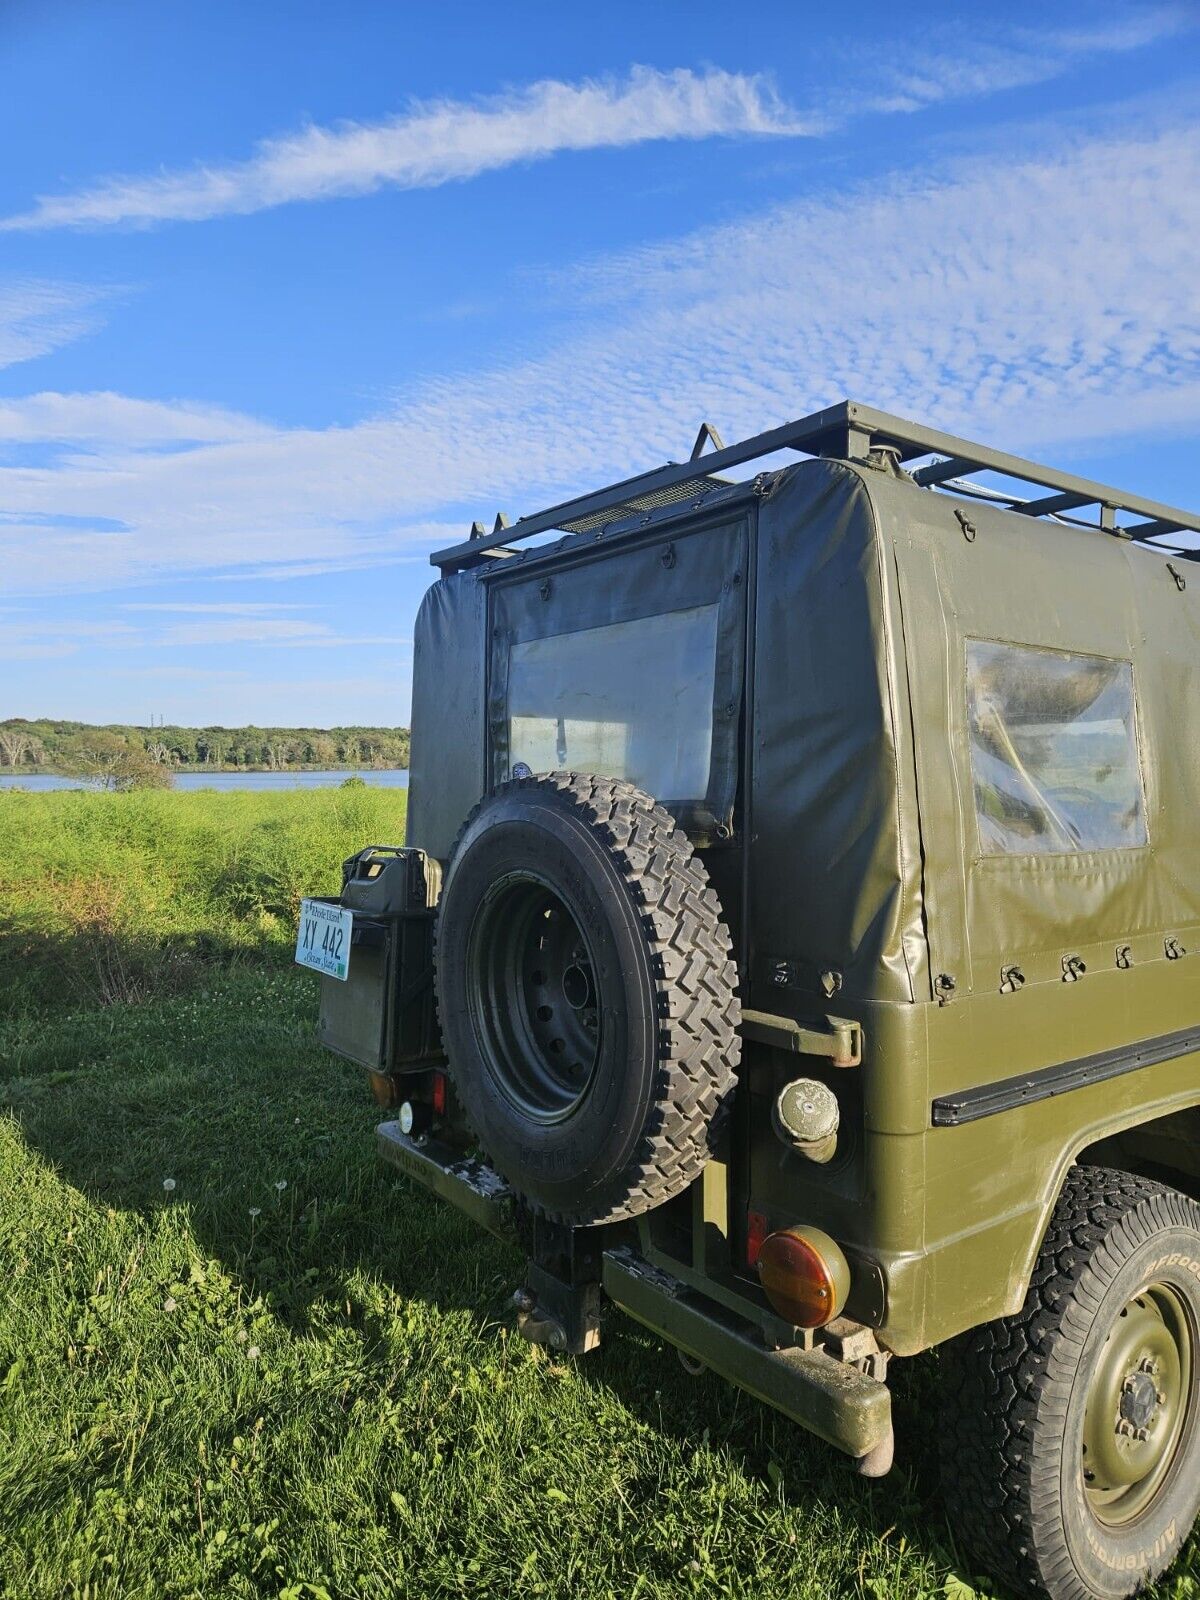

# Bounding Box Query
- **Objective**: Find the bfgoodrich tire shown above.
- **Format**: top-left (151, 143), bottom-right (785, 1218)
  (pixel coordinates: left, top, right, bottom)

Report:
top-left (940, 1165), bottom-right (1200, 1600)
top-left (433, 773), bottom-right (740, 1227)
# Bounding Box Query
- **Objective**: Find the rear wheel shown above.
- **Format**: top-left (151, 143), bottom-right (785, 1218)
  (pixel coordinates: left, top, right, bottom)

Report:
top-left (940, 1166), bottom-right (1200, 1599)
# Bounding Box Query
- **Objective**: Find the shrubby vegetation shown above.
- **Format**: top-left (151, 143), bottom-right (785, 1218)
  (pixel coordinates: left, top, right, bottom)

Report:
top-left (0, 717), bottom-right (410, 776)
top-left (55, 727), bottom-right (176, 792)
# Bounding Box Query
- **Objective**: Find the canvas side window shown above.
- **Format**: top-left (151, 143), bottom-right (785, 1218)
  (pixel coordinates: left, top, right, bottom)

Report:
top-left (966, 640), bottom-right (1147, 856)
top-left (506, 605), bottom-right (720, 810)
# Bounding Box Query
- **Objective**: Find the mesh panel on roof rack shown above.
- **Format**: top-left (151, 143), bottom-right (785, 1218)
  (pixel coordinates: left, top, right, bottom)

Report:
top-left (557, 473), bottom-right (731, 534)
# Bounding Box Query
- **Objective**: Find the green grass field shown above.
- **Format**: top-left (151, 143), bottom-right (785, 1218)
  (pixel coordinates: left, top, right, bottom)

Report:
top-left (0, 789), bottom-right (1195, 1600)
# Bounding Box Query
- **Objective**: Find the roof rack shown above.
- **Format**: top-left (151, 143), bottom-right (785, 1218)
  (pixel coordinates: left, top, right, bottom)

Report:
top-left (430, 399), bottom-right (1200, 572)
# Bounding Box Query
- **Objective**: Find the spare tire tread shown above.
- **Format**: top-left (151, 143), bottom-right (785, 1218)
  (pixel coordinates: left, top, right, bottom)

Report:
top-left (436, 772), bottom-right (740, 1225)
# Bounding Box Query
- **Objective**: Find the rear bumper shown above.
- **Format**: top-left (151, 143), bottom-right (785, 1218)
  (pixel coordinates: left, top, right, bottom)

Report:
top-left (602, 1246), bottom-right (891, 1461)
top-left (376, 1119), bottom-right (892, 1464)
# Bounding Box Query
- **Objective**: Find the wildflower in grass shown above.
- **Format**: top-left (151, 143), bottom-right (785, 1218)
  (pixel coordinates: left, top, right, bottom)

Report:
top-left (247, 1345), bottom-right (260, 1361)
top-left (248, 1206), bottom-right (261, 1219)
top-left (162, 1178), bottom-right (176, 1193)
top-left (163, 1297), bottom-right (177, 1313)
top-left (274, 1180), bottom-right (287, 1193)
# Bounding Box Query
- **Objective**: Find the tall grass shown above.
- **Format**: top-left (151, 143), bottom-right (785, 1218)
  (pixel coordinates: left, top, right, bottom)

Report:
top-left (0, 786), bottom-right (406, 1014)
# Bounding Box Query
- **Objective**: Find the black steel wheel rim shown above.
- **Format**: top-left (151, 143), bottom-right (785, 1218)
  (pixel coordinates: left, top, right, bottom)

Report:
top-left (466, 871), bottom-right (603, 1124)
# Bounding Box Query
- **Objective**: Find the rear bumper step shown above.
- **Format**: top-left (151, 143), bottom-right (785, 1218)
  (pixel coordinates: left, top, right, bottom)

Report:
top-left (376, 1120), bottom-right (892, 1466)
top-left (376, 1120), bottom-right (516, 1241)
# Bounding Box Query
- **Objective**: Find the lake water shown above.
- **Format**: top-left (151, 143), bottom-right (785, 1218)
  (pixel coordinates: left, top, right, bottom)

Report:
top-left (0, 769), bottom-right (410, 793)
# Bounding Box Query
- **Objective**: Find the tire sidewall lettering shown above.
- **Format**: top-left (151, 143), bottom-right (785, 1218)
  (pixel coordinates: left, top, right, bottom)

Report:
top-left (1059, 1218), bottom-right (1200, 1595)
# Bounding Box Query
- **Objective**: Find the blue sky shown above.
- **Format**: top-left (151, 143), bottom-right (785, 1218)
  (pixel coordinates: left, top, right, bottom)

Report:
top-left (1, 0), bottom-right (1198, 726)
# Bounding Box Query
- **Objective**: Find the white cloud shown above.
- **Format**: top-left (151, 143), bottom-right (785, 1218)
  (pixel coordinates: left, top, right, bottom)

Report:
top-left (121, 601), bottom-right (314, 614)
top-left (0, 67), bottom-right (811, 233)
top-left (1, 120), bottom-right (1198, 600)
top-left (0, 617), bottom-right (138, 662)
top-left (214, 552), bottom-right (435, 583)
top-left (857, 7), bottom-right (1189, 115)
top-left (0, 280), bottom-right (112, 368)
top-left (1041, 9), bottom-right (1189, 55)
top-left (0, 14), bottom-right (1186, 235)
top-left (0, 391), bottom-right (270, 445)
top-left (0, 604), bottom-right (406, 661)
top-left (155, 617), bottom-right (409, 648)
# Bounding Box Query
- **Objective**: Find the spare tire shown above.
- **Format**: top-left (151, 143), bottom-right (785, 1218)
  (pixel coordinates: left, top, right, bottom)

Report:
top-left (434, 773), bottom-right (740, 1226)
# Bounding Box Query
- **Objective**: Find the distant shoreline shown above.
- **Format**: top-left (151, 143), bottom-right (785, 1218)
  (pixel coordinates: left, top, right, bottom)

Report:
top-left (0, 721), bottom-right (411, 780)
top-left (23, 763), bottom-right (410, 777)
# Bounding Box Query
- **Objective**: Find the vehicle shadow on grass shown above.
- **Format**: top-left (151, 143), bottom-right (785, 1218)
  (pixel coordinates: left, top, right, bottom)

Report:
top-left (0, 949), bottom-right (975, 1590)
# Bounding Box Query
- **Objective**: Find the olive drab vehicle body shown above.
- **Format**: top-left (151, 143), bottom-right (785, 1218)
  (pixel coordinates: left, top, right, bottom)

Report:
top-left (306, 401), bottom-right (1200, 1600)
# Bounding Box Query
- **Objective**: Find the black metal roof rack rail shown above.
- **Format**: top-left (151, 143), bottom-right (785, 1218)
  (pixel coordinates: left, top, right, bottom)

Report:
top-left (430, 399), bottom-right (1200, 573)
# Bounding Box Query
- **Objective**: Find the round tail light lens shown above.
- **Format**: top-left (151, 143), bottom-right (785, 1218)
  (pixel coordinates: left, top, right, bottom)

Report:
top-left (757, 1225), bottom-right (850, 1329)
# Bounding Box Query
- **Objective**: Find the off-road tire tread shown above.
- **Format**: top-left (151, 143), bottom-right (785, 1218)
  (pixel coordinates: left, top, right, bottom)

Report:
top-left (939, 1163), bottom-right (1200, 1600)
top-left (434, 773), bottom-right (740, 1227)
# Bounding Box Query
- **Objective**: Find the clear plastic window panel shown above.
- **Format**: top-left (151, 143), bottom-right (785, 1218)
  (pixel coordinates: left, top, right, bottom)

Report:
top-left (507, 605), bottom-right (720, 805)
top-left (966, 640), bottom-right (1148, 855)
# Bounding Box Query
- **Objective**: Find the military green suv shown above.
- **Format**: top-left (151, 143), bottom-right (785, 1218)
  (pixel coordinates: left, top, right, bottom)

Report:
top-left (302, 401), bottom-right (1200, 1600)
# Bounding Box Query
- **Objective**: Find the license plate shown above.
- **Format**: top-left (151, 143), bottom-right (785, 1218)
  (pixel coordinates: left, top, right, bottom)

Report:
top-left (295, 898), bottom-right (353, 981)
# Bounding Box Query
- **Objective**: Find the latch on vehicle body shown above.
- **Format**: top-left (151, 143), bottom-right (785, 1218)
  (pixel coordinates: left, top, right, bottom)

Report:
top-left (740, 1009), bottom-right (863, 1068)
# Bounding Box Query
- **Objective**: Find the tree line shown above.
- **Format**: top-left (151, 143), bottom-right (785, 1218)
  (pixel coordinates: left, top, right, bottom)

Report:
top-left (0, 719), bottom-right (410, 784)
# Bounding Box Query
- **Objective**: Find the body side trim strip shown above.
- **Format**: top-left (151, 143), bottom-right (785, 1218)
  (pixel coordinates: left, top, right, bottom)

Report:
top-left (931, 1023), bottom-right (1200, 1126)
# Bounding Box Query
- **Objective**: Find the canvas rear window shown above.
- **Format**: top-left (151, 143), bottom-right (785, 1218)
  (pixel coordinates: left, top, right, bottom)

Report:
top-left (506, 605), bottom-right (720, 810)
top-left (488, 514), bottom-right (749, 839)
top-left (966, 640), bottom-right (1147, 856)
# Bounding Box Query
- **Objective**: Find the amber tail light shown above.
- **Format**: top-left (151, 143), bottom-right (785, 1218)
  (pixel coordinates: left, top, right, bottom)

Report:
top-left (757, 1225), bottom-right (850, 1329)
